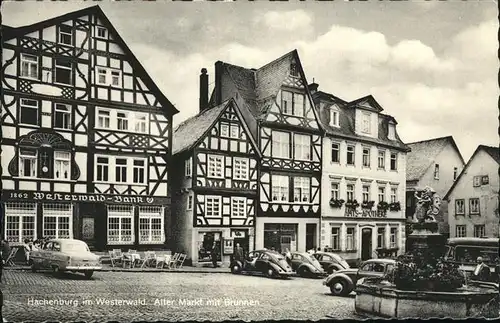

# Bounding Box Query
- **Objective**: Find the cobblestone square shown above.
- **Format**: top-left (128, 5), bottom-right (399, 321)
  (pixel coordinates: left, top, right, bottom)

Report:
top-left (2, 270), bottom-right (358, 322)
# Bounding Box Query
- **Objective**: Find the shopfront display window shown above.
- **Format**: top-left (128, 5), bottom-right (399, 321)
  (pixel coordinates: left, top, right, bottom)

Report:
top-left (263, 223), bottom-right (298, 253)
top-left (197, 232), bottom-right (222, 262)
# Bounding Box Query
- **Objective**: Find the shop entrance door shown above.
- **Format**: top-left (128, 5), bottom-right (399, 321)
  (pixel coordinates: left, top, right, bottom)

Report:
top-left (280, 235), bottom-right (292, 253)
top-left (361, 228), bottom-right (373, 261)
top-left (306, 224), bottom-right (317, 251)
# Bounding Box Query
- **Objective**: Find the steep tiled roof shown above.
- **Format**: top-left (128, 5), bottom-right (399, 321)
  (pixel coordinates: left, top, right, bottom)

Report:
top-left (172, 101), bottom-right (229, 155)
top-left (481, 145), bottom-right (500, 164)
top-left (312, 91), bottom-right (409, 152)
top-left (406, 136), bottom-right (462, 181)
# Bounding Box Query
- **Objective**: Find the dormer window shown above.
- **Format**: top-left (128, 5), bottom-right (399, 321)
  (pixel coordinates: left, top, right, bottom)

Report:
top-left (290, 63), bottom-right (299, 77)
top-left (388, 123), bottom-right (396, 140)
top-left (330, 107), bottom-right (339, 127)
top-left (362, 112), bottom-right (371, 134)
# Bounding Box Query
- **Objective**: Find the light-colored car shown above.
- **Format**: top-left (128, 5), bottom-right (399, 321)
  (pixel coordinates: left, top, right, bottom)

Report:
top-left (30, 239), bottom-right (101, 279)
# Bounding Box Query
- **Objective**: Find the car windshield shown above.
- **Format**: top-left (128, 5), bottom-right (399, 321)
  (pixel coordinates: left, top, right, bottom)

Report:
top-left (62, 241), bottom-right (90, 252)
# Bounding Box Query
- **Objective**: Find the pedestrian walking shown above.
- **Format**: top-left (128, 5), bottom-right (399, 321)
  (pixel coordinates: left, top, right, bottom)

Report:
top-left (234, 243), bottom-right (244, 263)
top-left (211, 242), bottom-right (218, 268)
top-left (472, 256), bottom-right (491, 282)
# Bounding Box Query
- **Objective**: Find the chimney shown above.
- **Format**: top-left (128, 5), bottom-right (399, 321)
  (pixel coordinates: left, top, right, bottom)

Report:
top-left (308, 82), bottom-right (319, 95)
top-left (199, 68), bottom-right (209, 113)
top-left (215, 61), bottom-right (223, 105)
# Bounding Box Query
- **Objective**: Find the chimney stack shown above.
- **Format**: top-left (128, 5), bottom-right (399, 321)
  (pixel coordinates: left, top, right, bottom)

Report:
top-left (215, 61), bottom-right (223, 105)
top-left (308, 82), bottom-right (319, 95)
top-left (199, 68), bottom-right (209, 113)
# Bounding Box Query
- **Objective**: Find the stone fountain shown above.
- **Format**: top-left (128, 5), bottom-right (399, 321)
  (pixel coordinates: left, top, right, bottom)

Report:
top-left (354, 187), bottom-right (499, 319)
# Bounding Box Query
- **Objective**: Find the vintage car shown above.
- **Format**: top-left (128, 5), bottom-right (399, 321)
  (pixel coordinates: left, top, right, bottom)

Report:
top-left (323, 258), bottom-right (396, 296)
top-left (312, 251), bottom-right (350, 274)
top-left (231, 249), bottom-right (295, 278)
top-left (30, 239), bottom-right (102, 279)
top-left (289, 252), bottom-right (326, 277)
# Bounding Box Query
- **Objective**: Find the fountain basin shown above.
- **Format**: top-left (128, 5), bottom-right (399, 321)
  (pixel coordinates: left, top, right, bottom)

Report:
top-left (355, 281), bottom-right (499, 319)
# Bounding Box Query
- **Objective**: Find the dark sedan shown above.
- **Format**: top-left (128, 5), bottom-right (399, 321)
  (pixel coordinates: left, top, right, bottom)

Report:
top-left (312, 252), bottom-right (350, 274)
top-left (289, 252), bottom-right (326, 278)
top-left (231, 249), bottom-right (295, 278)
top-left (323, 258), bottom-right (396, 296)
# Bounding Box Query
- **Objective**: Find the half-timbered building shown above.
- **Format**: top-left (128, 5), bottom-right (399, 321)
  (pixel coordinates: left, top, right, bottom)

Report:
top-left (311, 84), bottom-right (410, 264)
top-left (210, 50), bottom-right (323, 253)
top-left (1, 6), bottom-right (177, 251)
top-left (171, 69), bottom-right (260, 265)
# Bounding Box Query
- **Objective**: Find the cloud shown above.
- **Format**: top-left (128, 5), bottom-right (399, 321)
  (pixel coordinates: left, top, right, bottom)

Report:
top-left (254, 10), bottom-right (312, 31)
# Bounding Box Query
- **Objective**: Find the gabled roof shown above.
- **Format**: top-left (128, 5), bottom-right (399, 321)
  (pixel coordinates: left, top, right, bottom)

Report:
top-left (406, 136), bottom-right (465, 182)
top-left (4, 5), bottom-right (178, 116)
top-left (312, 91), bottom-right (409, 152)
top-left (444, 145), bottom-right (499, 200)
top-left (348, 95), bottom-right (384, 112)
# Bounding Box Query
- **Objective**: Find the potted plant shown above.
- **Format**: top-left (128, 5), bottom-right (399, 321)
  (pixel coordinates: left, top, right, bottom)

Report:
top-left (389, 201), bottom-right (401, 211)
top-left (329, 198), bottom-right (345, 208)
top-left (346, 199), bottom-right (359, 208)
top-left (362, 200), bottom-right (375, 209)
top-left (377, 201), bottom-right (389, 211)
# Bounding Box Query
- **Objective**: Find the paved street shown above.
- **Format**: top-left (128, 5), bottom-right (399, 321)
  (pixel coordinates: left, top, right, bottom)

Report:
top-left (1, 270), bottom-right (358, 322)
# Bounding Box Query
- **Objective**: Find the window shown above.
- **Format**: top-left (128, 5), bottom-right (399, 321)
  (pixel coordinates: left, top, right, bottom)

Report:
top-left (272, 175), bottom-right (289, 202)
top-left (139, 206), bottom-right (163, 244)
top-left (54, 151), bottom-right (70, 180)
top-left (390, 228), bottom-right (397, 248)
top-left (362, 147), bottom-right (371, 167)
top-left (54, 104), bottom-right (71, 129)
top-left (281, 91), bottom-right (304, 117)
top-left (231, 197), bottom-right (246, 217)
top-left (294, 134), bottom-right (310, 160)
top-left (185, 157), bottom-right (192, 177)
top-left (455, 225), bottom-right (466, 238)
top-left (473, 176), bottom-right (481, 187)
top-left (390, 153), bottom-right (398, 171)
top-left (331, 227), bottom-right (340, 250)
top-left (230, 124), bottom-right (239, 138)
top-left (390, 187), bottom-right (398, 203)
top-left (21, 54), bottom-right (38, 79)
top-left (362, 112), bottom-right (371, 134)
top-left (330, 182), bottom-right (339, 200)
top-left (453, 167), bottom-right (458, 181)
top-left (133, 159), bottom-right (145, 184)
top-left (19, 148), bottom-right (37, 178)
top-left (54, 58), bottom-right (72, 85)
top-left (205, 196), bottom-right (222, 217)
top-left (481, 176), bottom-right (489, 185)
top-left (293, 177), bottom-right (310, 203)
top-left (377, 227), bottom-right (385, 248)
top-left (96, 157), bottom-right (109, 181)
top-left (115, 158), bottom-right (128, 183)
top-left (378, 150), bottom-right (386, 169)
top-left (134, 114), bottom-right (147, 133)
top-left (20, 98), bottom-right (38, 125)
top-left (107, 205), bottom-right (134, 244)
top-left (331, 143), bottom-right (340, 163)
top-left (362, 185), bottom-right (370, 203)
top-left (58, 25), bottom-right (72, 45)
top-left (220, 123), bottom-right (229, 137)
top-left (378, 186), bottom-right (386, 202)
top-left (96, 67), bottom-right (122, 87)
top-left (233, 157), bottom-right (249, 180)
top-left (96, 26), bottom-right (107, 39)
top-left (207, 155), bottom-right (224, 178)
top-left (388, 123), bottom-right (396, 140)
top-left (290, 63), bottom-right (299, 77)
top-left (187, 195), bottom-right (193, 211)
top-left (474, 225), bottom-right (485, 238)
top-left (330, 108), bottom-right (339, 127)
top-left (347, 145), bottom-right (355, 165)
top-left (455, 199), bottom-right (465, 215)
top-left (4, 203), bottom-right (37, 244)
top-left (42, 204), bottom-right (72, 239)
top-left (97, 109), bottom-right (110, 129)
top-left (346, 184), bottom-right (355, 201)
top-left (117, 111), bottom-right (129, 131)
top-left (434, 164), bottom-right (440, 180)
top-left (272, 131), bottom-right (290, 159)
top-left (469, 198), bottom-right (480, 215)
top-left (346, 227), bottom-right (355, 250)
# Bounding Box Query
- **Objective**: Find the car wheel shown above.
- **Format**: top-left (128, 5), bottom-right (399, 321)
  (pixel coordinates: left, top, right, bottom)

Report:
top-left (330, 279), bottom-right (349, 296)
top-left (52, 266), bottom-right (61, 276)
top-left (266, 267), bottom-right (276, 278)
top-left (84, 271), bottom-right (94, 279)
top-left (299, 267), bottom-right (309, 277)
top-left (231, 264), bottom-right (241, 274)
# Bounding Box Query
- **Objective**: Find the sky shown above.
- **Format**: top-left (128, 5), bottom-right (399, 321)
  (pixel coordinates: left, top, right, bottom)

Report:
top-left (3, 0), bottom-right (498, 162)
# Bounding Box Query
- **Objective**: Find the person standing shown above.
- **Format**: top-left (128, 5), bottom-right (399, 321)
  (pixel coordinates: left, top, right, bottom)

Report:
top-left (472, 256), bottom-right (491, 282)
top-left (234, 243), bottom-right (244, 263)
top-left (211, 242), bottom-right (219, 268)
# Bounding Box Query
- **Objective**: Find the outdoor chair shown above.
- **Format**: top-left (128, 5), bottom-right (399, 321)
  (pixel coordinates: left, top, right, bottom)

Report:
top-left (156, 253), bottom-right (169, 269)
top-left (5, 247), bottom-right (19, 267)
top-left (167, 253), bottom-right (180, 269)
top-left (128, 249), bottom-right (137, 254)
top-left (121, 253), bottom-right (134, 269)
top-left (141, 251), bottom-right (156, 268)
top-left (108, 250), bottom-right (122, 267)
top-left (176, 253), bottom-right (187, 269)
top-left (135, 252), bottom-right (146, 268)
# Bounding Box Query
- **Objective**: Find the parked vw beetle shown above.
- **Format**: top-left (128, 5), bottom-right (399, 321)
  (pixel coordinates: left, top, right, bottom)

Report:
top-left (231, 249), bottom-right (295, 278)
top-left (312, 251), bottom-right (350, 274)
top-left (31, 239), bottom-right (102, 279)
top-left (323, 258), bottom-right (396, 296)
top-left (289, 252), bottom-right (326, 277)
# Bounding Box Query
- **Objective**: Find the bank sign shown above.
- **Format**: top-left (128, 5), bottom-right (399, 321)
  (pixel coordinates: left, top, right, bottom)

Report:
top-left (345, 208), bottom-right (387, 218)
top-left (2, 190), bottom-right (170, 205)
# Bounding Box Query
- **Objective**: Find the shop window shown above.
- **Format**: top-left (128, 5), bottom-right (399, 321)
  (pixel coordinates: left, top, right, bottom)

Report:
top-left (107, 205), bottom-right (134, 244)
top-left (197, 232), bottom-right (221, 262)
top-left (138, 206), bottom-right (164, 244)
top-left (4, 202), bottom-right (37, 244)
top-left (42, 203), bottom-right (73, 239)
